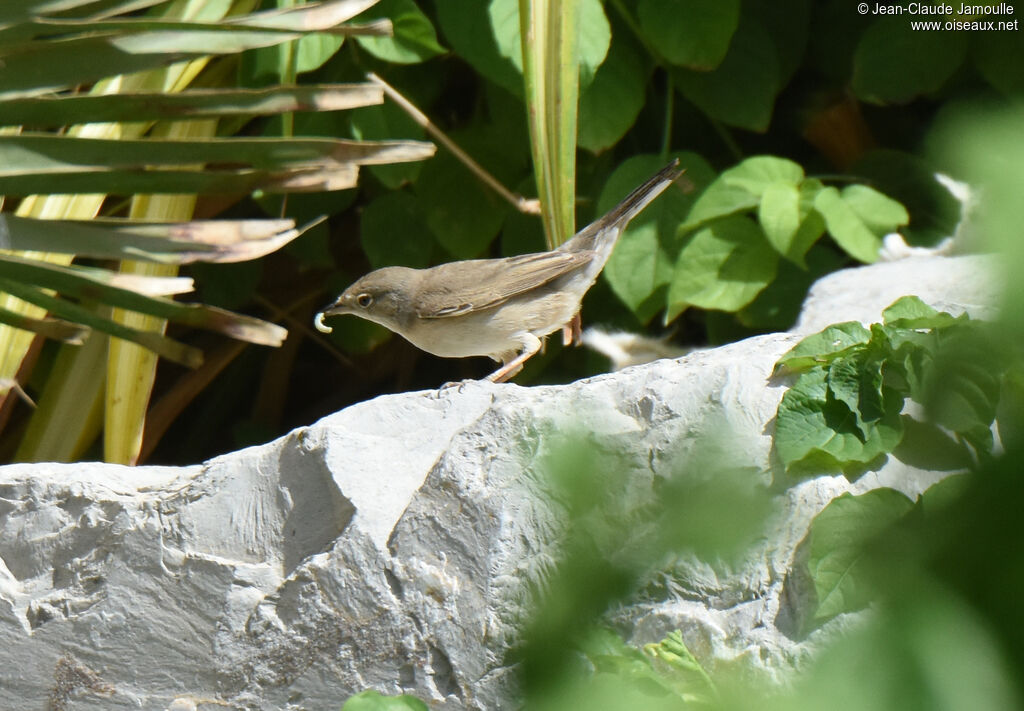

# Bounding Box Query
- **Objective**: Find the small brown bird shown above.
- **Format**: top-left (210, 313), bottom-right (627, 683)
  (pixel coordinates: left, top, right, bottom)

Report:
top-left (315, 160), bottom-right (683, 382)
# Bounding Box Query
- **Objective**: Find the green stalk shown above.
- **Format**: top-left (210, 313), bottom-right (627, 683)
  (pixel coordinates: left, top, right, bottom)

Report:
top-left (519, 0), bottom-right (581, 249)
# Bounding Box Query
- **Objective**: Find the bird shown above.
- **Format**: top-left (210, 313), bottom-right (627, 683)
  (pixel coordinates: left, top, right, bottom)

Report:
top-left (315, 159), bottom-right (683, 383)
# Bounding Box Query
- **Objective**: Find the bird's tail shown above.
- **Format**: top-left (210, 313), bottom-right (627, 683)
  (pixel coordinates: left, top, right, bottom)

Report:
top-left (559, 158), bottom-right (684, 259)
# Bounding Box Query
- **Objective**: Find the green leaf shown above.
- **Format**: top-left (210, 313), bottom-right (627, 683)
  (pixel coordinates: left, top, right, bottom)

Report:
top-left (775, 322), bottom-right (872, 374)
top-left (972, 30), bottom-right (1024, 96)
top-left (0, 133), bottom-right (435, 196)
top-left (0, 1), bottom-right (381, 97)
top-left (807, 488), bottom-right (914, 622)
top-left (341, 690), bottom-right (428, 711)
top-left (578, 29), bottom-right (649, 153)
top-left (0, 84), bottom-right (383, 127)
top-left (851, 149), bottom-right (961, 247)
top-left (350, 98), bottom-right (427, 188)
top-left (746, 0), bottom-right (810, 84)
top-left (490, 0), bottom-right (610, 89)
top-left (0, 214), bottom-right (301, 264)
top-left (827, 352), bottom-right (884, 439)
top-left (638, 0), bottom-right (740, 70)
top-left (852, 15), bottom-right (969, 104)
top-left (489, 0), bottom-right (522, 71)
top-left (517, 0), bottom-right (585, 249)
top-left (920, 324), bottom-right (1003, 447)
top-left (295, 34), bottom-right (345, 74)
top-left (355, 0), bottom-right (446, 64)
top-left (666, 215), bottom-right (779, 320)
top-left (671, 19), bottom-right (780, 131)
top-left (360, 191), bottom-right (432, 269)
top-left (882, 295), bottom-right (960, 330)
top-left (192, 261), bottom-right (263, 311)
top-left (435, 0), bottom-right (522, 95)
top-left (758, 181), bottom-right (800, 260)
top-left (788, 213), bottom-right (827, 269)
top-left (840, 184), bottom-right (909, 236)
top-left (0, 278), bottom-right (203, 367)
top-left (681, 177), bottom-right (761, 232)
top-left (738, 244), bottom-right (845, 331)
top-left (576, 0), bottom-right (613, 88)
top-left (721, 155), bottom-right (805, 197)
top-left (813, 186), bottom-right (881, 263)
top-left (415, 129), bottom-right (513, 258)
top-left (0, 305), bottom-right (87, 344)
top-left (0, 253), bottom-right (286, 347)
top-left (774, 367), bottom-right (904, 474)
top-left (601, 153), bottom-right (713, 323)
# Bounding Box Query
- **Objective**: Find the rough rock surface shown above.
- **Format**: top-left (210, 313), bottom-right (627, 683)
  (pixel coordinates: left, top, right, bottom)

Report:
top-left (0, 254), bottom-right (998, 710)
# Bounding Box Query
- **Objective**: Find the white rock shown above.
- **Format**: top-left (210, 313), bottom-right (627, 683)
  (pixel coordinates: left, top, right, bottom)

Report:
top-left (0, 255), bottom-right (999, 710)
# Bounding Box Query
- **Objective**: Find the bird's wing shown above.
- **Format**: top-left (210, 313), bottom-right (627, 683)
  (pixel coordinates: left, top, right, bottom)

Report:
top-left (415, 250), bottom-right (593, 319)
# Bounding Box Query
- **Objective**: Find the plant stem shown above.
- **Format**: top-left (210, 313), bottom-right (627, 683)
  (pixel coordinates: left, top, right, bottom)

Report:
top-left (366, 72), bottom-right (540, 216)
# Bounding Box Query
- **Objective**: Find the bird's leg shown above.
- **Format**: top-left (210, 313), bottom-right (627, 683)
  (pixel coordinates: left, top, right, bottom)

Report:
top-left (486, 333), bottom-right (542, 383)
top-left (561, 312), bottom-right (583, 347)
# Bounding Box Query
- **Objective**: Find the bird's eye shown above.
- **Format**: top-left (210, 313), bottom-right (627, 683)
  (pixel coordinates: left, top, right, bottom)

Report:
top-left (356, 293), bottom-right (373, 308)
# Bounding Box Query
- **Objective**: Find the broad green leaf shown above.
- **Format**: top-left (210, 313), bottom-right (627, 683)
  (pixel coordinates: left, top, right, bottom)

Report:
top-left (490, 0), bottom-right (522, 71)
top-left (813, 186), bottom-right (881, 263)
top-left (840, 184), bottom-right (909, 236)
top-left (435, 0), bottom-right (522, 95)
top-left (667, 215), bottom-right (778, 320)
top-left (638, 0), bottom-right (739, 70)
top-left (851, 149), bottom-right (961, 247)
top-left (681, 182), bottom-right (760, 232)
top-left (783, 178), bottom-right (829, 268)
top-left (852, 15), bottom-right (969, 104)
top-left (415, 132), bottom-right (511, 258)
top-left (807, 488), bottom-right (914, 622)
top-left (758, 181), bottom-right (800, 261)
top-left (894, 416), bottom-right (973, 473)
top-left (193, 261), bottom-right (264, 311)
top-left (998, 366), bottom-right (1024, 451)
top-left (574, 0), bottom-right (613, 88)
top-left (578, 30), bottom-right (649, 153)
top-left (827, 352), bottom-right (884, 439)
top-left (721, 156), bottom-right (804, 197)
top-left (342, 690), bottom-right (428, 711)
top-left (360, 191), bottom-right (432, 269)
top-left (737, 244), bottom-right (845, 330)
top-left (0, 85), bottom-right (383, 127)
top-left (746, 0), bottom-right (811, 84)
top-left (601, 153), bottom-right (712, 323)
top-left (350, 97), bottom-right (427, 188)
top-left (295, 34), bottom-right (346, 73)
top-left (882, 295), bottom-right (960, 330)
top-left (774, 367), bottom-right (904, 474)
top-left (920, 324), bottom-right (1003, 445)
top-left (671, 20), bottom-right (779, 131)
top-left (490, 0), bottom-right (610, 88)
top-left (972, 31), bottom-right (1024, 97)
top-left (775, 322), bottom-right (872, 373)
top-left (354, 0), bottom-right (446, 64)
